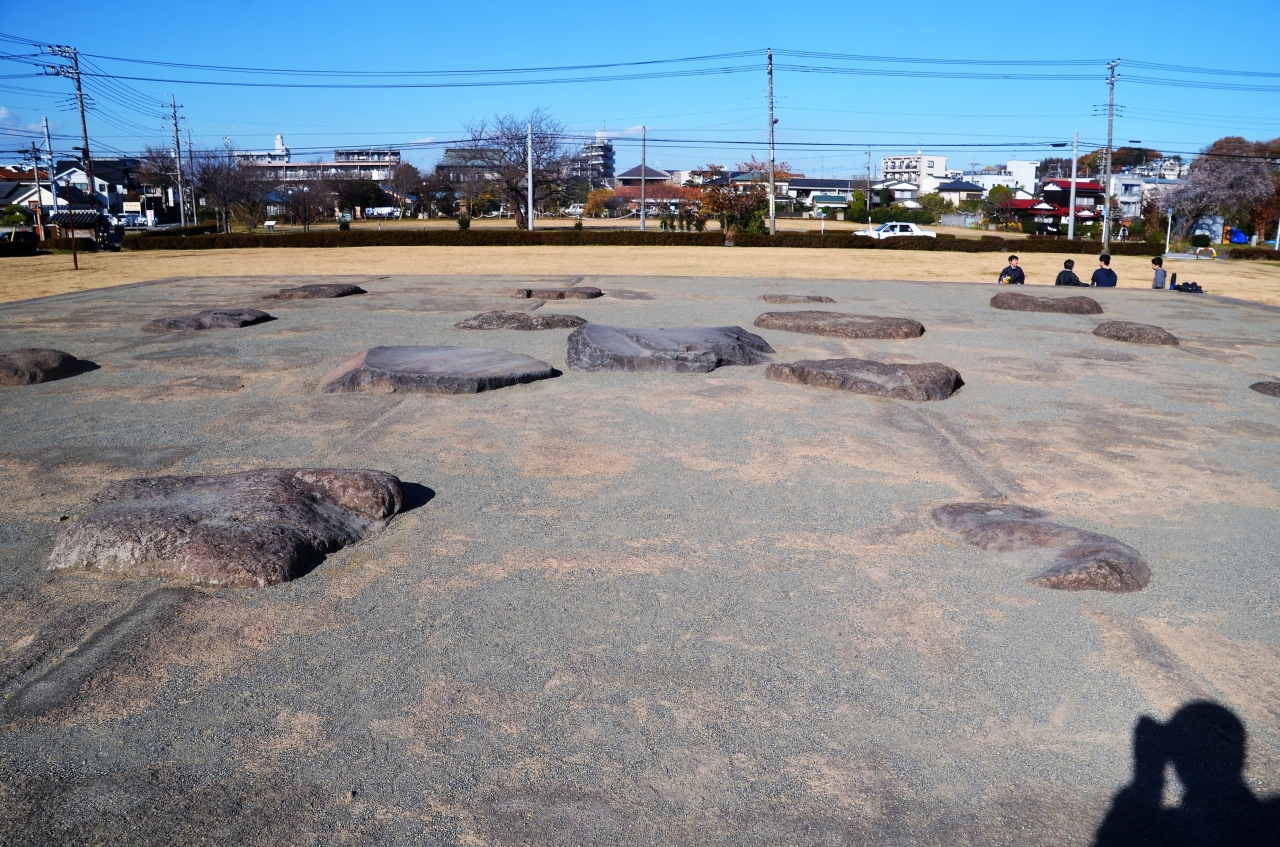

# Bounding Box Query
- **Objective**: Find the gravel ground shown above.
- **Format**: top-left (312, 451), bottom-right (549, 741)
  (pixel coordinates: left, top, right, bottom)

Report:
top-left (1, 273), bottom-right (1277, 845)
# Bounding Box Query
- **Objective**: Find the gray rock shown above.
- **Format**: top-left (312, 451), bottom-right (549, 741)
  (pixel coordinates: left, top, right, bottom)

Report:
top-left (1250, 381), bottom-right (1280, 397)
top-left (320, 345), bottom-right (557, 394)
top-left (754, 310), bottom-right (924, 339)
top-left (766, 358), bottom-right (962, 401)
top-left (455, 311), bottom-right (587, 331)
top-left (990, 291), bottom-right (1103, 314)
top-left (931, 502), bottom-right (1150, 592)
top-left (48, 468), bottom-right (404, 588)
top-left (144, 308), bottom-right (273, 332)
top-left (0, 348), bottom-right (83, 386)
top-left (566, 325), bottom-right (774, 373)
top-left (511, 287), bottom-right (603, 300)
top-left (1093, 320), bottom-right (1178, 345)
top-left (267, 283), bottom-right (365, 300)
top-left (759, 294), bottom-right (836, 304)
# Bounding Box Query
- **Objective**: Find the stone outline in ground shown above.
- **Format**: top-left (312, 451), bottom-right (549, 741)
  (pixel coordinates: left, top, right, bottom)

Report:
top-left (753, 311), bottom-right (925, 339)
top-left (758, 294), bottom-right (836, 304)
top-left (990, 291), bottom-right (1103, 315)
top-left (265, 284), bottom-right (366, 300)
top-left (1093, 320), bottom-right (1179, 345)
top-left (455, 311), bottom-right (588, 331)
top-left (766, 357), bottom-right (963, 401)
top-left (320, 345), bottom-right (558, 394)
top-left (1249, 381), bottom-right (1280, 397)
top-left (511, 287), bottom-right (603, 300)
top-left (144, 309), bottom-right (274, 332)
top-left (565, 325), bottom-right (774, 373)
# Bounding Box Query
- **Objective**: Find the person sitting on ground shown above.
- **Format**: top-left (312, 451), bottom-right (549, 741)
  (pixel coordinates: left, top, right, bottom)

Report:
top-left (1091, 253), bottom-right (1118, 287)
top-left (1054, 259), bottom-right (1087, 286)
top-left (998, 255), bottom-right (1025, 285)
top-left (1151, 256), bottom-right (1167, 290)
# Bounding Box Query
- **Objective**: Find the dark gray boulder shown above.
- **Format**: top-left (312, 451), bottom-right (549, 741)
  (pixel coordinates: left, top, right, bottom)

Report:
top-left (48, 468), bottom-right (404, 588)
top-left (566, 325), bottom-right (774, 373)
top-left (1250, 381), bottom-right (1280, 397)
top-left (767, 358), bottom-right (962, 401)
top-left (455, 311), bottom-right (587, 331)
top-left (754, 310), bottom-right (924, 339)
top-left (931, 502), bottom-right (1150, 592)
top-left (0, 348), bottom-right (83, 386)
top-left (320, 345), bottom-right (556, 394)
top-left (267, 283), bottom-right (366, 300)
top-left (144, 308), bottom-right (273, 332)
top-left (511, 287), bottom-right (603, 300)
top-left (1093, 320), bottom-right (1178, 345)
top-left (990, 291), bottom-right (1103, 314)
top-left (759, 294), bottom-right (836, 304)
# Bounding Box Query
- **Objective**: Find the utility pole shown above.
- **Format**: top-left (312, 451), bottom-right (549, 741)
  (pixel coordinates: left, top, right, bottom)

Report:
top-left (186, 128), bottom-right (196, 227)
top-left (1102, 59), bottom-right (1119, 250)
top-left (44, 46), bottom-right (97, 213)
top-left (28, 143), bottom-right (45, 240)
top-left (44, 117), bottom-right (60, 238)
top-left (171, 95), bottom-right (187, 226)
top-left (640, 126), bottom-right (647, 232)
top-left (1068, 131), bottom-right (1078, 240)
top-left (865, 148), bottom-right (872, 231)
top-left (767, 47), bottom-right (777, 235)
top-left (526, 122), bottom-right (534, 231)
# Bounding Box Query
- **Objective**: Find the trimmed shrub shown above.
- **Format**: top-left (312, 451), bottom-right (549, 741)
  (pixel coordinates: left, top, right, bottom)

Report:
top-left (0, 239), bottom-right (39, 257)
top-left (41, 237), bottom-right (98, 253)
top-left (1190, 234), bottom-right (1212, 248)
top-left (733, 232), bottom-right (1159, 256)
top-left (129, 222), bottom-right (219, 238)
top-left (1228, 246), bottom-right (1280, 261)
top-left (123, 229), bottom-right (727, 250)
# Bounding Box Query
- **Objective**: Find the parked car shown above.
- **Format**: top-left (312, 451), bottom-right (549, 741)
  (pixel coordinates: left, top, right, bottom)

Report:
top-left (564, 203), bottom-right (585, 216)
top-left (854, 221), bottom-right (937, 239)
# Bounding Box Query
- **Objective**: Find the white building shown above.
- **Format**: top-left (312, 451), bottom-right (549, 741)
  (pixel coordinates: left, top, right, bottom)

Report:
top-left (235, 135), bottom-right (291, 165)
top-left (881, 152), bottom-right (949, 193)
top-left (961, 160), bottom-right (1039, 197)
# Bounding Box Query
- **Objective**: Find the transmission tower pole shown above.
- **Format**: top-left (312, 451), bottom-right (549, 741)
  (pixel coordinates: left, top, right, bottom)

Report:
top-left (1102, 59), bottom-right (1119, 251)
top-left (767, 47), bottom-right (776, 235)
top-left (44, 45), bottom-right (98, 216)
top-left (171, 95), bottom-right (186, 226)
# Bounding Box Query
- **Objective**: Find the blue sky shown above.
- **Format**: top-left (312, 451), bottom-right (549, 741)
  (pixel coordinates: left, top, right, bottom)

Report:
top-left (3, 1), bottom-right (1279, 178)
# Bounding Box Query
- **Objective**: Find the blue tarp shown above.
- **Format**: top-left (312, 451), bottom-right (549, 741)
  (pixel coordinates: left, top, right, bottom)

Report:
top-left (1227, 226), bottom-right (1248, 244)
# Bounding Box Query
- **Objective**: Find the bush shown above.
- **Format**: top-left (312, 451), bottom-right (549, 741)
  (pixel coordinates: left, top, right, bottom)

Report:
top-left (457, 216), bottom-right (471, 230)
top-left (123, 229), bottom-right (727, 250)
top-left (1190, 234), bottom-right (1212, 248)
top-left (41, 237), bottom-right (98, 253)
top-left (338, 220), bottom-right (350, 231)
top-left (1228, 246), bottom-right (1280, 261)
top-left (129, 222), bottom-right (219, 238)
top-left (733, 232), bottom-right (1160, 256)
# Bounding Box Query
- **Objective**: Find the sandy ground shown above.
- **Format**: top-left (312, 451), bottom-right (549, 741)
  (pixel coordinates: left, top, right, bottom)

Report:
top-left (7, 246), bottom-right (1279, 306)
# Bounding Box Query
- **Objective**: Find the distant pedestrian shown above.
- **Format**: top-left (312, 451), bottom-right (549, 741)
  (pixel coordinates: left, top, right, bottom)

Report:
top-left (1091, 253), bottom-right (1118, 287)
top-left (1055, 259), bottom-right (1087, 286)
top-left (1151, 256), bottom-right (1167, 290)
top-left (1120, 224), bottom-right (1129, 243)
top-left (998, 255), bottom-right (1025, 285)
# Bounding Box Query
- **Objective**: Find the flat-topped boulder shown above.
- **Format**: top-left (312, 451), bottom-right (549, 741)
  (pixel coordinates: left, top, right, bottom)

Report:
top-left (566, 325), bottom-right (774, 373)
top-left (1250, 381), bottom-right (1280, 397)
top-left (511, 287), bottom-right (603, 300)
top-left (759, 294), bottom-right (836, 304)
top-left (754, 310), bottom-right (924, 339)
top-left (267, 283), bottom-right (366, 300)
top-left (1093, 320), bottom-right (1178, 345)
top-left (455, 311), bottom-right (587, 331)
top-left (990, 291), bottom-right (1103, 315)
top-left (0, 348), bottom-right (84, 386)
top-left (144, 308), bottom-right (273, 332)
top-left (48, 468), bottom-right (404, 588)
top-left (320, 345), bottom-right (556, 394)
top-left (931, 502), bottom-right (1150, 592)
top-left (767, 358), bottom-right (962, 401)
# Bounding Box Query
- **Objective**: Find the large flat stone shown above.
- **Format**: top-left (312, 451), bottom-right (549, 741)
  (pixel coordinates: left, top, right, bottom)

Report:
top-left (990, 291), bottom-right (1103, 314)
top-left (267, 283), bottom-right (366, 300)
top-left (48, 469), bottom-right (404, 588)
top-left (931, 502), bottom-right (1150, 592)
top-left (1093, 320), bottom-right (1178, 345)
top-left (511, 287), bottom-right (603, 300)
top-left (566, 325), bottom-right (774, 373)
top-left (320, 345), bottom-right (557, 394)
top-left (455, 311), bottom-right (587, 331)
top-left (754, 310), bottom-right (924, 339)
top-left (759, 294), bottom-right (836, 304)
top-left (0, 348), bottom-right (84, 386)
top-left (1250, 381), bottom-right (1280, 397)
top-left (144, 308), bottom-right (274, 332)
top-left (766, 357), bottom-right (962, 400)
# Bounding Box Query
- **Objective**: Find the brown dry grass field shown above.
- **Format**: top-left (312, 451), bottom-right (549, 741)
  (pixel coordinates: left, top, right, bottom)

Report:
top-left (5, 245), bottom-right (1279, 307)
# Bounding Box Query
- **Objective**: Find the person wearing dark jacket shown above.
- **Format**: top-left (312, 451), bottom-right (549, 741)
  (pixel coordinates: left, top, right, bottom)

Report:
top-left (1054, 259), bottom-right (1087, 286)
top-left (998, 255), bottom-right (1025, 285)
top-left (1091, 253), bottom-right (1118, 287)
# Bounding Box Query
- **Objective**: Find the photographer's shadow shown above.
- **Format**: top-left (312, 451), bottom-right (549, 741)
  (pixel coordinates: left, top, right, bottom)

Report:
top-left (1093, 701), bottom-right (1279, 846)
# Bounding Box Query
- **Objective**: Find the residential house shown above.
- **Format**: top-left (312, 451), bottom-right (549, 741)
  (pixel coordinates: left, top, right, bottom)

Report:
top-left (871, 179), bottom-right (920, 207)
top-left (787, 178), bottom-right (857, 207)
top-left (1040, 179), bottom-right (1104, 211)
top-left (963, 160), bottom-right (1039, 197)
top-left (615, 165), bottom-right (674, 187)
top-left (935, 179), bottom-right (985, 207)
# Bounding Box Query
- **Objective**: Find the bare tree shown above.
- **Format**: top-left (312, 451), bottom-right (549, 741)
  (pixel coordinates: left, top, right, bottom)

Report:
top-left (387, 163), bottom-right (422, 217)
top-left (282, 180), bottom-right (329, 232)
top-left (233, 166), bottom-right (276, 232)
top-left (193, 147), bottom-right (246, 233)
top-left (463, 109), bottom-right (567, 229)
top-left (1169, 137), bottom-right (1277, 236)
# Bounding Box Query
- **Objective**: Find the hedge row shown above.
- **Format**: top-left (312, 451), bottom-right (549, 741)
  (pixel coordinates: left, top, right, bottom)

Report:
top-left (40, 237), bottom-right (99, 253)
top-left (129, 222), bottom-right (220, 238)
top-left (1228, 246), bottom-right (1280, 261)
top-left (123, 229), bottom-right (726, 250)
top-left (0, 240), bottom-right (39, 257)
top-left (733, 232), bottom-right (1161, 256)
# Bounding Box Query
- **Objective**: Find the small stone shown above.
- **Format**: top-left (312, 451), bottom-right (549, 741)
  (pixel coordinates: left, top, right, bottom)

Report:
top-left (48, 469), bottom-right (404, 588)
top-left (267, 284), bottom-right (366, 300)
top-left (1250, 381), bottom-right (1280, 397)
top-left (754, 311), bottom-right (924, 339)
top-left (511, 287), bottom-right (603, 300)
top-left (320, 345), bottom-right (556, 394)
top-left (766, 358), bottom-right (962, 401)
top-left (1093, 321), bottom-right (1178, 345)
top-left (145, 308), bottom-right (273, 332)
top-left (759, 294), bottom-right (836, 304)
top-left (931, 502), bottom-right (1150, 592)
top-left (990, 292), bottom-right (1103, 314)
top-left (566, 325), bottom-right (774, 373)
top-left (455, 311), bottom-right (587, 331)
top-left (0, 348), bottom-right (83, 386)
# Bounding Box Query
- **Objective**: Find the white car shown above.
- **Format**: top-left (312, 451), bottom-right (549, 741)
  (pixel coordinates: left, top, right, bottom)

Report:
top-left (854, 221), bottom-right (937, 239)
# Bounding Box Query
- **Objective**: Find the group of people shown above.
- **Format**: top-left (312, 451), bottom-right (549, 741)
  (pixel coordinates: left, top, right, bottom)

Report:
top-left (998, 254), bottom-right (1168, 289)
